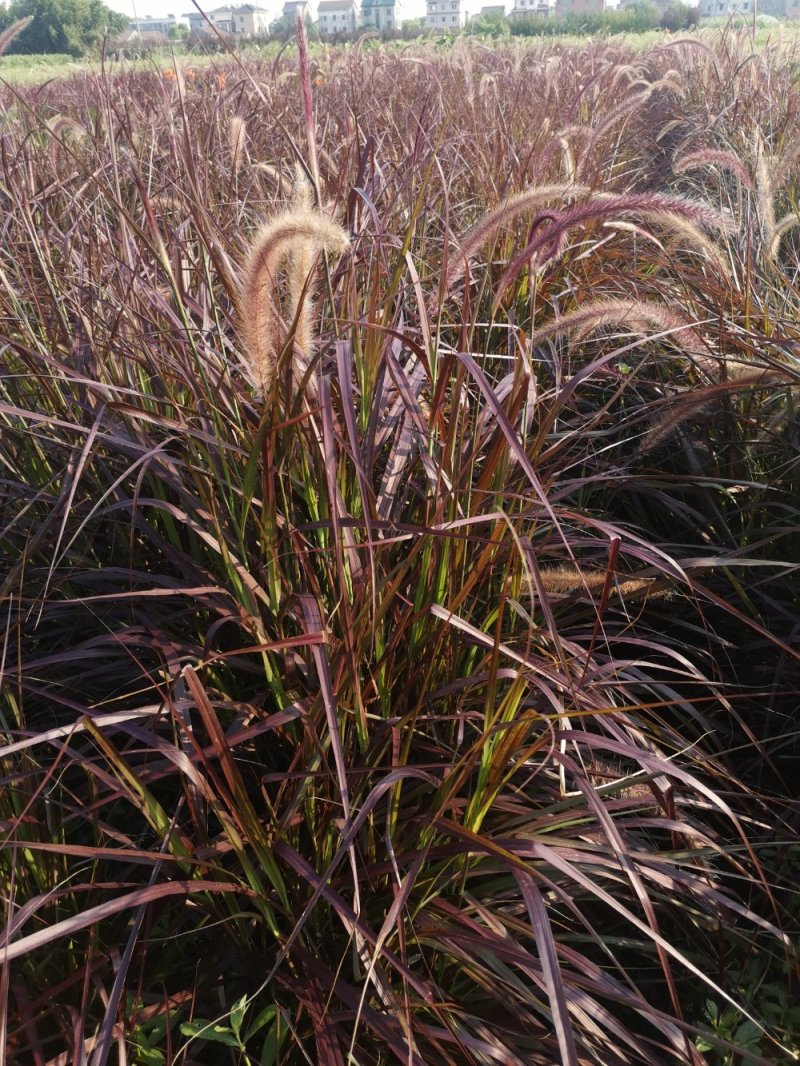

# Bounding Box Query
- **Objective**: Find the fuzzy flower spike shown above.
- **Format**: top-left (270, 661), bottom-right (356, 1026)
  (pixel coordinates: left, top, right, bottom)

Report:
top-left (240, 171), bottom-right (349, 400)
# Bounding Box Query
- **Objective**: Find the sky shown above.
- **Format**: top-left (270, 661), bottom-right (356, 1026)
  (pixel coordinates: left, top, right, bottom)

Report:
top-left (105, 0), bottom-right (200, 22)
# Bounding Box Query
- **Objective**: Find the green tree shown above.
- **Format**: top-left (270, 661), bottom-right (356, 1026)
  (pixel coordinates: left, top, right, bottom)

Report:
top-left (2, 0), bottom-right (127, 55)
top-left (267, 13), bottom-right (318, 41)
top-left (660, 0), bottom-right (699, 29)
top-left (467, 11), bottom-right (510, 36)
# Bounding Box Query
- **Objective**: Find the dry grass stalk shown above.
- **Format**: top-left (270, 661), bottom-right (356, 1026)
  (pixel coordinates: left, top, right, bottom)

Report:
top-left (240, 179), bottom-right (349, 399)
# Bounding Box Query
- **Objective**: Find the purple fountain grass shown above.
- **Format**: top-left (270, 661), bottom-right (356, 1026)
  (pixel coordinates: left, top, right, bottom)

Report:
top-left (673, 147), bottom-right (754, 189)
top-left (442, 182), bottom-right (589, 301)
top-left (637, 365), bottom-right (793, 455)
top-left (486, 190), bottom-right (733, 298)
top-left (239, 195), bottom-right (349, 399)
top-left (530, 296), bottom-right (709, 359)
top-left (0, 32), bottom-right (798, 1066)
top-left (0, 15), bottom-right (32, 54)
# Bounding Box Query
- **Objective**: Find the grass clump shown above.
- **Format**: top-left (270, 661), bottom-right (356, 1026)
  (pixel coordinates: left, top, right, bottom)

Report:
top-left (1, 25), bottom-right (799, 1066)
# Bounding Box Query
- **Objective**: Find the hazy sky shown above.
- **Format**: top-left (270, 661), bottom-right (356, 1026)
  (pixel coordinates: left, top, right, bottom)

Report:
top-left (106, 0), bottom-right (200, 22)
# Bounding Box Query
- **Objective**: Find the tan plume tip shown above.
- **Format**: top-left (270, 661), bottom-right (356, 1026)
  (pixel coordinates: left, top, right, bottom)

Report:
top-left (657, 213), bottom-right (734, 283)
top-left (769, 137), bottom-right (800, 198)
top-left (230, 116), bottom-right (247, 175)
top-left (753, 130), bottom-right (777, 257)
top-left (240, 209), bottom-right (349, 399)
top-left (256, 162), bottom-right (290, 195)
top-left (770, 211), bottom-right (800, 260)
top-left (560, 137), bottom-right (576, 183)
top-left (293, 163), bottom-right (313, 210)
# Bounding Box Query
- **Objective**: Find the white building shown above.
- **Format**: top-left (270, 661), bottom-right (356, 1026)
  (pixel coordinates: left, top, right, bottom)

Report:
top-left (360, 0), bottom-right (426, 28)
top-left (697, 0), bottom-right (750, 13)
top-left (231, 3), bottom-right (275, 32)
top-left (184, 6), bottom-right (235, 32)
top-left (129, 13), bottom-right (189, 34)
top-left (283, 0), bottom-right (318, 20)
top-left (509, 0), bottom-right (553, 15)
top-left (426, 0), bottom-right (478, 29)
top-left (480, 0), bottom-right (513, 14)
top-left (317, 0), bottom-right (359, 32)
top-left (185, 4), bottom-right (283, 35)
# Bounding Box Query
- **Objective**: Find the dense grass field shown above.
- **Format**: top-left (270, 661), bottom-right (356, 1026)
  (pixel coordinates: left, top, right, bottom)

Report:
top-left (2, 25), bottom-right (800, 1065)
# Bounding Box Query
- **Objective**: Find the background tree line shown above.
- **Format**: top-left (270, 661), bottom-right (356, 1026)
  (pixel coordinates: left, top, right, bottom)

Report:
top-left (0, 0), bottom-right (127, 56)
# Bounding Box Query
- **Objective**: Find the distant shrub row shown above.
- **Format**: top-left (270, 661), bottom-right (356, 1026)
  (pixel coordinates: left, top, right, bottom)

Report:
top-left (507, 0), bottom-right (699, 36)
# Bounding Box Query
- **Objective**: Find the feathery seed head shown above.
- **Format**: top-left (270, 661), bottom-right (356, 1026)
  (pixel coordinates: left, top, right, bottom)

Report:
top-left (673, 148), bottom-right (753, 190)
top-left (0, 16), bottom-right (32, 54)
top-left (240, 206), bottom-right (349, 400)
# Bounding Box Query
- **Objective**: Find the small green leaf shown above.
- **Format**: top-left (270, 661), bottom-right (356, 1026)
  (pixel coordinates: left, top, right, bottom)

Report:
top-left (230, 994), bottom-right (248, 1040)
top-left (180, 1021), bottom-right (242, 1048)
top-left (260, 1015), bottom-right (289, 1066)
top-left (704, 999), bottom-right (719, 1024)
top-left (133, 1048), bottom-right (165, 1066)
top-left (139, 1013), bottom-right (169, 1043)
top-left (245, 1004), bottom-right (278, 1042)
top-left (734, 1020), bottom-right (762, 1048)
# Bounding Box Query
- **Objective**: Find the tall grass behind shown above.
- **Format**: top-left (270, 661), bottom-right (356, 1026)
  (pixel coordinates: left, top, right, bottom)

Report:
top-left (1, 30), bottom-right (799, 1064)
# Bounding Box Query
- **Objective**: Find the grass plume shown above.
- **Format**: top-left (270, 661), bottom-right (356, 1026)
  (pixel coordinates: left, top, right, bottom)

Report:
top-left (239, 195), bottom-right (349, 399)
top-left (0, 15), bottom-right (32, 54)
top-left (229, 115), bottom-right (246, 175)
